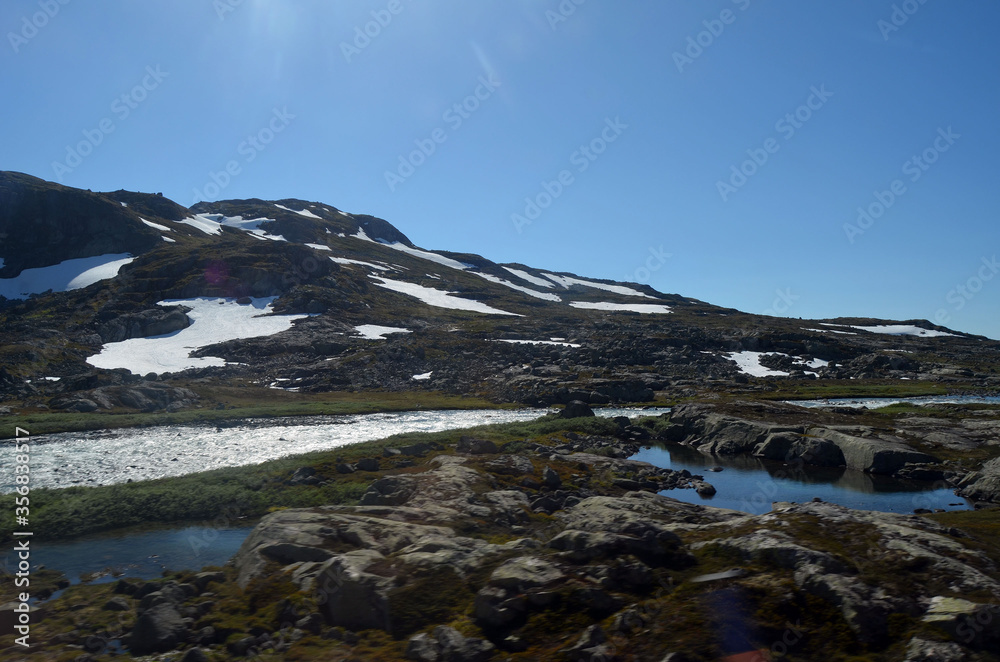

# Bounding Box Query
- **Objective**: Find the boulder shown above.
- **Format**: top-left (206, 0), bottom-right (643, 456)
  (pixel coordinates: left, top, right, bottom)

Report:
top-left (560, 400), bottom-right (595, 419)
top-left (956, 456), bottom-right (1000, 503)
top-left (456, 436), bottom-right (499, 454)
top-left (127, 603), bottom-right (188, 655)
top-left (809, 428), bottom-right (939, 474)
top-left (489, 556), bottom-right (564, 592)
top-left (360, 475), bottom-right (417, 506)
top-left (920, 596), bottom-right (1000, 650)
top-left (314, 551), bottom-right (394, 632)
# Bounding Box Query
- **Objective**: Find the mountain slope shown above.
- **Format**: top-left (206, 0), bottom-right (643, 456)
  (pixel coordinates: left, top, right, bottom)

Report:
top-left (0, 172), bottom-right (997, 413)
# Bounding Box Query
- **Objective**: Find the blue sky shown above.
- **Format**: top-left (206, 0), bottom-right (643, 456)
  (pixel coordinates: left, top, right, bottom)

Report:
top-left (3, 1), bottom-right (998, 338)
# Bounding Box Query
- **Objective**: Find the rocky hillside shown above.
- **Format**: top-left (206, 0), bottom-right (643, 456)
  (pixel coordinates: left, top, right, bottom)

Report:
top-left (1, 172), bottom-right (998, 416)
top-left (6, 409), bottom-right (999, 660)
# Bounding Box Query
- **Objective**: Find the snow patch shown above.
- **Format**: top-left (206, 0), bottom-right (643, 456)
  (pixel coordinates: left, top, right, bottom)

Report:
top-left (178, 214), bottom-right (223, 235)
top-left (275, 203), bottom-right (322, 219)
top-left (354, 324), bottom-right (411, 340)
top-left (140, 218), bottom-right (172, 232)
top-left (86, 297), bottom-right (307, 374)
top-left (472, 272), bottom-right (562, 302)
top-left (0, 253), bottom-right (134, 299)
top-left (412, 371), bottom-right (433, 381)
top-left (543, 273), bottom-right (655, 298)
top-left (569, 301), bottom-right (672, 314)
top-left (502, 267), bottom-right (556, 289)
top-left (850, 324), bottom-right (958, 338)
top-left (162, 236), bottom-right (176, 243)
top-left (725, 351), bottom-right (790, 377)
top-left (330, 256), bottom-right (393, 271)
top-left (370, 276), bottom-right (520, 316)
top-left (306, 243), bottom-right (331, 252)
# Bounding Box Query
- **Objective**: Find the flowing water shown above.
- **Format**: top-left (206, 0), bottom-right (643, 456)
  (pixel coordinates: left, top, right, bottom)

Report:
top-left (785, 394), bottom-right (1000, 409)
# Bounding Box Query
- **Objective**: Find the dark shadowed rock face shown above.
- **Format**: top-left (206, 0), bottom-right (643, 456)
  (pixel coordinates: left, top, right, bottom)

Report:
top-left (0, 171), bottom-right (162, 277)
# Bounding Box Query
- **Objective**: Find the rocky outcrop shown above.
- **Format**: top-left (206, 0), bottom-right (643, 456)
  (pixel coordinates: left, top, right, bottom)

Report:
top-left (956, 456), bottom-right (1000, 503)
top-left (50, 381), bottom-right (199, 412)
top-left (95, 305), bottom-right (191, 343)
top-left (670, 403), bottom-right (939, 475)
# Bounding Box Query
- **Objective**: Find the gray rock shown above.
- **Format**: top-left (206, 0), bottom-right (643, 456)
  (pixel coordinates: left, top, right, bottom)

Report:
top-left (542, 465), bottom-right (562, 488)
top-left (406, 632), bottom-right (441, 661)
top-left (483, 454), bottom-right (534, 476)
top-left (314, 552), bottom-right (393, 632)
top-left (433, 625), bottom-right (495, 661)
top-left (360, 475), bottom-right (417, 506)
top-left (356, 457), bottom-right (380, 471)
top-left (489, 556), bottom-right (564, 591)
top-left (127, 603), bottom-right (188, 655)
top-left (457, 436), bottom-right (499, 454)
top-left (903, 637), bottom-right (969, 662)
top-left (193, 571), bottom-right (225, 592)
top-left (921, 596), bottom-right (1000, 650)
top-left (956, 456), bottom-right (1000, 503)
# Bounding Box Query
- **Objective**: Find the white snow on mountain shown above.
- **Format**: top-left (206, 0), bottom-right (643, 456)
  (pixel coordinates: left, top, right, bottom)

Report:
top-left (274, 203), bottom-right (322, 219)
top-left (412, 371), bottom-right (433, 380)
top-left (543, 273), bottom-right (655, 298)
top-left (162, 236), bottom-right (176, 243)
top-left (140, 218), bottom-right (172, 232)
top-left (178, 214), bottom-right (224, 235)
top-left (370, 276), bottom-right (520, 315)
top-left (306, 243), bottom-right (332, 251)
top-left (502, 267), bottom-right (556, 289)
top-left (569, 301), bottom-right (672, 314)
top-left (329, 256), bottom-right (393, 271)
top-left (850, 324), bottom-right (958, 338)
top-left (354, 324), bottom-right (411, 340)
top-left (472, 272), bottom-right (562, 302)
top-left (725, 351), bottom-right (790, 377)
top-left (0, 253), bottom-right (134, 299)
top-left (722, 352), bottom-right (830, 377)
top-left (805, 328), bottom-right (857, 335)
top-left (86, 297), bottom-right (307, 374)
top-left (350, 230), bottom-right (474, 270)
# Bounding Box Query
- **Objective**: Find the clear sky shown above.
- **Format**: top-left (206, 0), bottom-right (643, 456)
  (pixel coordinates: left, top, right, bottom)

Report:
top-left (3, 1), bottom-right (998, 338)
